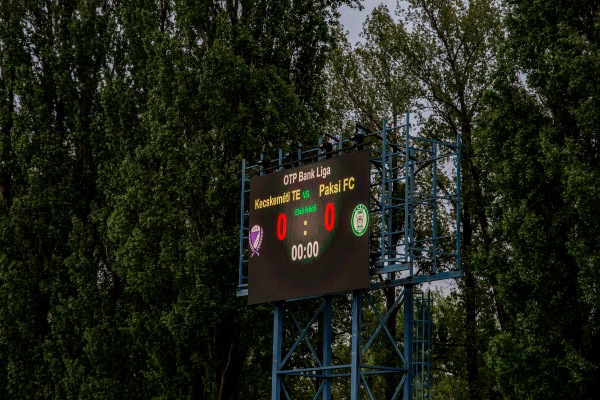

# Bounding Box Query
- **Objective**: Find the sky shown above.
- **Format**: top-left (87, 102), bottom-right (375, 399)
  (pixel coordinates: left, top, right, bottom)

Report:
top-left (338, 1), bottom-right (401, 45)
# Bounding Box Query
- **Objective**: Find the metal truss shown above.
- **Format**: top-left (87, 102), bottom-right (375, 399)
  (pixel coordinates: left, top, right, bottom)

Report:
top-left (238, 115), bottom-right (461, 399)
top-left (269, 288), bottom-right (432, 399)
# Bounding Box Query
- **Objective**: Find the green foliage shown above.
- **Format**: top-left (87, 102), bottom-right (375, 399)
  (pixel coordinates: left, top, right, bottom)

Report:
top-left (0, 0), bottom-right (351, 398)
top-left (4, 0), bottom-right (599, 398)
top-left (430, 290), bottom-right (468, 400)
top-left (475, 1), bottom-right (600, 397)
top-left (326, 0), bottom-right (600, 398)
top-left (327, 1), bottom-right (502, 398)
top-left (326, 5), bottom-right (415, 133)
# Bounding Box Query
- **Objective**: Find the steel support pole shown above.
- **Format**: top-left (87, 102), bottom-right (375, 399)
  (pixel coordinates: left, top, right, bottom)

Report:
top-left (238, 159), bottom-right (246, 288)
top-left (432, 142), bottom-right (438, 274)
top-left (456, 131), bottom-right (462, 271)
top-left (381, 119), bottom-right (387, 264)
top-left (323, 297), bottom-right (333, 399)
top-left (404, 114), bottom-right (410, 266)
top-left (272, 302), bottom-right (283, 400)
top-left (351, 290), bottom-right (362, 399)
top-left (404, 285), bottom-right (414, 400)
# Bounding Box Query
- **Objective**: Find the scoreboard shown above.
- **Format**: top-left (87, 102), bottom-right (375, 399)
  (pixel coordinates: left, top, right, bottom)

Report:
top-left (248, 150), bottom-right (371, 305)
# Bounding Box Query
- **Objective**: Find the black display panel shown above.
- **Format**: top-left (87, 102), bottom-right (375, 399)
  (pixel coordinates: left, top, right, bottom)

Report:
top-left (248, 150), bottom-right (371, 305)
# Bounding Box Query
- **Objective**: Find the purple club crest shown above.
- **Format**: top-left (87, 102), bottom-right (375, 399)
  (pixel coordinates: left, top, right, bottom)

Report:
top-left (249, 225), bottom-right (263, 257)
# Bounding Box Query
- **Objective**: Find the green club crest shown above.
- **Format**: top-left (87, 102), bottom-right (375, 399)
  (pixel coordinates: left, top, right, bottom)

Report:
top-left (351, 204), bottom-right (369, 236)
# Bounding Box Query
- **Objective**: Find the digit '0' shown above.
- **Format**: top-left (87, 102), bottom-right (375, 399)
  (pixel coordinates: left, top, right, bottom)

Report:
top-left (277, 213), bottom-right (287, 240)
top-left (324, 203), bottom-right (335, 231)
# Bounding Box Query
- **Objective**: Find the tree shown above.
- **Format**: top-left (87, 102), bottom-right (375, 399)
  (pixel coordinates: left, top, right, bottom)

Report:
top-left (392, 1), bottom-right (503, 397)
top-left (1, 1), bottom-right (356, 398)
top-left (0, 1), bottom-right (114, 397)
top-left (334, 1), bottom-right (502, 397)
top-left (326, 13), bottom-right (420, 398)
top-left (326, 6), bottom-right (415, 134)
top-left (476, 0), bottom-right (600, 397)
top-left (325, 1), bottom-right (503, 397)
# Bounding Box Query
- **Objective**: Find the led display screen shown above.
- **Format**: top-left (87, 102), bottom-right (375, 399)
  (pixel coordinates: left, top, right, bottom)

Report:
top-left (248, 150), bottom-right (371, 304)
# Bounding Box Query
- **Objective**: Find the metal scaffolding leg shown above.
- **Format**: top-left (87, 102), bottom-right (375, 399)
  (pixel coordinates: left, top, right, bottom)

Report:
top-left (323, 297), bottom-right (333, 399)
top-left (272, 302), bottom-right (283, 400)
top-left (404, 286), bottom-right (414, 400)
top-left (351, 290), bottom-right (362, 399)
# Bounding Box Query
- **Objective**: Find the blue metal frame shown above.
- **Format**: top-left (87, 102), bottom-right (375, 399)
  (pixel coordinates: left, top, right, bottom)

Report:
top-left (238, 115), bottom-right (461, 399)
top-left (414, 291), bottom-right (433, 399)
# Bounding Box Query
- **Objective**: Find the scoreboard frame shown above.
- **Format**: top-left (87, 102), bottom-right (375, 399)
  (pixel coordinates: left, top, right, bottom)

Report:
top-left (247, 150), bottom-right (371, 305)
